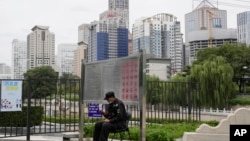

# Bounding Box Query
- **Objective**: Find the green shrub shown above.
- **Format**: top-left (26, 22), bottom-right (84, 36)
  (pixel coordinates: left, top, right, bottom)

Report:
top-left (0, 106), bottom-right (43, 127)
top-left (229, 95), bottom-right (250, 105)
top-left (203, 120), bottom-right (219, 127)
top-left (82, 121), bottom-right (219, 141)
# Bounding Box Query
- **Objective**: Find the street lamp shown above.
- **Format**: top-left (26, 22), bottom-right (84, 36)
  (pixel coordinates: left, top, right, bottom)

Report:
top-left (242, 66), bottom-right (248, 95)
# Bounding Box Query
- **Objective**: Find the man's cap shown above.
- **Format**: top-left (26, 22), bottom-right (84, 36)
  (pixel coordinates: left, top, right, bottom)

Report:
top-left (104, 91), bottom-right (115, 100)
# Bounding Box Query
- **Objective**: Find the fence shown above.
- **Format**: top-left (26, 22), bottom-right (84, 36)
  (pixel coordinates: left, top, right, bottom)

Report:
top-left (0, 79), bottom-right (202, 138)
top-left (84, 81), bottom-right (202, 130)
top-left (0, 79), bottom-right (80, 138)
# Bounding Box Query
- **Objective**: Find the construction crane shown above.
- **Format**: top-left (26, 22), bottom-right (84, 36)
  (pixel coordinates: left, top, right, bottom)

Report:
top-left (206, 9), bottom-right (220, 48)
top-left (207, 9), bottom-right (214, 48)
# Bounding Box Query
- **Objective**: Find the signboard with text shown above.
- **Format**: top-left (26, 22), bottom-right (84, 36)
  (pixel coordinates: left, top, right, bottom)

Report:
top-left (1, 80), bottom-right (22, 112)
top-left (88, 103), bottom-right (102, 118)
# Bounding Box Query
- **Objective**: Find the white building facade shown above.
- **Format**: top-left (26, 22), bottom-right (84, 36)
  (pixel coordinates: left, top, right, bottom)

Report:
top-left (132, 13), bottom-right (183, 73)
top-left (57, 44), bottom-right (77, 76)
top-left (185, 0), bottom-right (237, 64)
top-left (27, 25), bottom-right (55, 69)
top-left (146, 58), bottom-right (172, 81)
top-left (78, 24), bottom-right (90, 44)
top-left (237, 11), bottom-right (250, 46)
top-left (11, 39), bottom-right (27, 79)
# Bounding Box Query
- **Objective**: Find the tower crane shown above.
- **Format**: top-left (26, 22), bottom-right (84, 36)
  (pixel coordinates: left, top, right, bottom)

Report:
top-left (206, 9), bottom-right (219, 48)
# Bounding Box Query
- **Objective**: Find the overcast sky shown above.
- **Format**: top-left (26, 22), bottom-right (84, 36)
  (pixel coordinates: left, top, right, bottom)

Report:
top-left (0, 0), bottom-right (249, 65)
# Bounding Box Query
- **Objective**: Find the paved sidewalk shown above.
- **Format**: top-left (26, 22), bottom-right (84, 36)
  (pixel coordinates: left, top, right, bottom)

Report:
top-left (0, 136), bottom-right (62, 141)
top-left (0, 136), bottom-right (129, 141)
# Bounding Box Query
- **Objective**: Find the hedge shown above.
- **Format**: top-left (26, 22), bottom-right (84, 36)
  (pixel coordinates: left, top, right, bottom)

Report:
top-left (0, 106), bottom-right (43, 127)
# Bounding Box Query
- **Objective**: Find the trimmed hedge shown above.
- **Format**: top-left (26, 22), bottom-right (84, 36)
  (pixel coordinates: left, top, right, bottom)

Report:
top-left (0, 106), bottom-right (43, 127)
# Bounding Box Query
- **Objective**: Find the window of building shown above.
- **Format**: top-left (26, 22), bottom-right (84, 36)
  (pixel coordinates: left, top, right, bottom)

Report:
top-left (213, 18), bottom-right (222, 28)
top-left (188, 20), bottom-right (195, 31)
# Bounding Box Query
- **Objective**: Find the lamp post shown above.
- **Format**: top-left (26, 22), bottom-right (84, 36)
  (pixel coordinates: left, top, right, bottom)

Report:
top-left (242, 66), bottom-right (248, 95)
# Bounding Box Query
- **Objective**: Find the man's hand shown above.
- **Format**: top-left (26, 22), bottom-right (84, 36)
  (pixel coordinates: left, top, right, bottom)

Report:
top-left (99, 110), bottom-right (106, 115)
top-left (104, 119), bottom-right (110, 123)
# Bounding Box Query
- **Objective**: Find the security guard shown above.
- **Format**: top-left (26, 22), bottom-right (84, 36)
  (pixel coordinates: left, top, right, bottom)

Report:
top-left (93, 91), bottom-right (127, 141)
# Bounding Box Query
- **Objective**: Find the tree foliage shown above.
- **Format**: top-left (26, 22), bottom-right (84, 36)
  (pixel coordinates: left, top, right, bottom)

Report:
top-left (146, 75), bottom-right (162, 104)
top-left (195, 43), bottom-right (250, 78)
top-left (190, 56), bottom-right (236, 108)
top-left (58, 73), bottom-right (80, 94)
top-left (23, 66), bottom-right (58, 98)
top-left (146, 75), bottom-right (190, 107)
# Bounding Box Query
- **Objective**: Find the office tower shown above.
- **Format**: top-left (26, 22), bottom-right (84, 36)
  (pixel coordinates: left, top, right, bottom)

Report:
top-left (57, 43), bottom-right (77, 76)
top-left (11, 39), bottom-right (27, 79)
top-left (87, 0), bottom-right (129, 63)
top-left (27, 25), bottom-right (55, 69)
top-left (73, 41), bottom-right (87, 78)
top-left (237, 11), bottom-right (250, 45)
top-left (132, 13), bottom-right (184, 73)
top-left (78, 24), bottom-right (90, 44)
top-left (108, 0), bottom-right (129, 28)
top-left (185, 0), bottom-right (237, 64)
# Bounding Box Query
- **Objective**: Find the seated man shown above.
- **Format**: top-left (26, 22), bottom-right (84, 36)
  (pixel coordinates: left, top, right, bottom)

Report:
top-left (93, 91), bottom-right (127, 141)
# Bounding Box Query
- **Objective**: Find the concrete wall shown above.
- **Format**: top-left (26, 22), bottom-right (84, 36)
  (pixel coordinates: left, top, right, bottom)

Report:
top-left (182, 108), bottom-right (250, 141)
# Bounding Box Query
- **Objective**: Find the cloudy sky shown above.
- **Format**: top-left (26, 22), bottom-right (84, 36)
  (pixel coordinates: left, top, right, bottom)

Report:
top-left (0, 0), bottom-right (249, 65)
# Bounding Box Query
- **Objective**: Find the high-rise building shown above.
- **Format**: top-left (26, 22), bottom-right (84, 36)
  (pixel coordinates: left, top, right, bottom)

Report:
top-left (27, 25), bottom-right (55, 69)
top-left (11, 39), bottom-right (27, 79)
top-left (132, 13), bottom-right (184, 73)
top-left (185, 0), bottom-right (237, 64)
top-left (57, 43), bottom-right (77, 76)
top-left (237, 11), bottom-right (250, 45)
top-left (87, 0), bottom-right (129, 63)
top-left (73, 41), bottom-right (87, 78)
top-left (128, 33), bottom-right (133, 55)
top-left (145, 58), bottom-right (172, 81)
top-left (78, 24), bottom-right (90, 44)
top-left (108, 0), bottom-right (129, 28)
top-left (0, 63), bottom-right (11, 79)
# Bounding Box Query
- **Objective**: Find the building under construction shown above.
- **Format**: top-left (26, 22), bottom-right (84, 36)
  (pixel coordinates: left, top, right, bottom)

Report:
top-left (185, 0), bottom-right (237, 65)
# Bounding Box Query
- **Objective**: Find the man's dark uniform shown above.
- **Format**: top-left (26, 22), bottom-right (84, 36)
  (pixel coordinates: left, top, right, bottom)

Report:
top-left (93, 98), bottom-right (127, 141)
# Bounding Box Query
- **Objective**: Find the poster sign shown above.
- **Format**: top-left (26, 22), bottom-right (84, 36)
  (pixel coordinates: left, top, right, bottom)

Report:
top-left (121, 61), bottom-right (139, 101)
top-left (84, 54), bottom-right (140, 104)
top-left (88, 103), bottom-right (102, 117)
top-left (1, 80), bottom-right (22, 112)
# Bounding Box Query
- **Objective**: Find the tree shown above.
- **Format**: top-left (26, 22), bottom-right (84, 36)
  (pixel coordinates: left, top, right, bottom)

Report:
top-left (146, 75), bottom-right (162, 104)
top-left (58, 72), bottom-right (80, 93)
top-left (23, 66), bottom-right (58, 98)
top-left (195, 43), bottom-right (250, 78)
top-left (190, 56), bottom-right (236, 108)
top-left (195, 43), bottom-right (250, 93)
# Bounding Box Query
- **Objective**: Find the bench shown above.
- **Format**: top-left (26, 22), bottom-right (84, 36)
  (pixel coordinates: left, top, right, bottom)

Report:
top-left (62, 132), bottom-right (79, 141)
